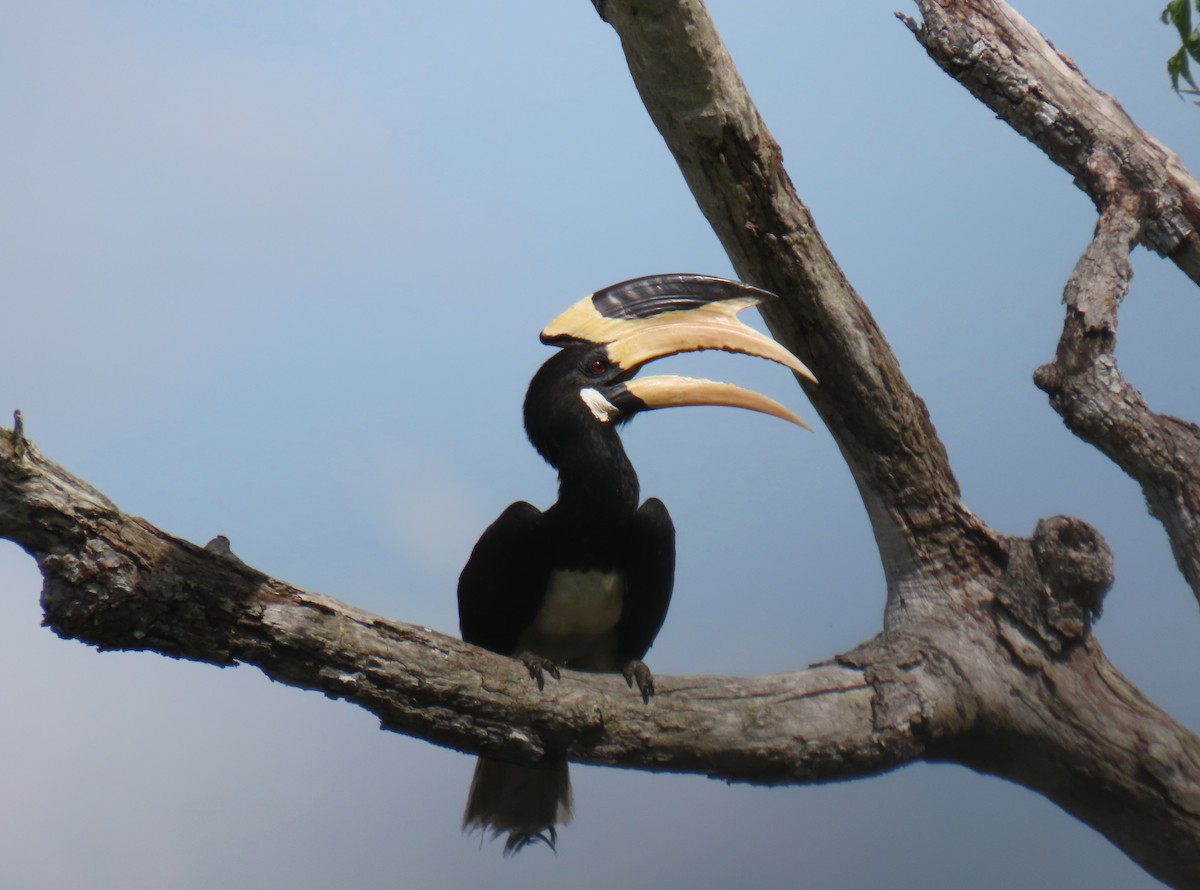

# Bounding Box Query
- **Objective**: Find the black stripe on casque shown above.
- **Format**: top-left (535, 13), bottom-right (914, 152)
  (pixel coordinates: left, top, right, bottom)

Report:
top-left (591, 274), bottom-right (776, 320)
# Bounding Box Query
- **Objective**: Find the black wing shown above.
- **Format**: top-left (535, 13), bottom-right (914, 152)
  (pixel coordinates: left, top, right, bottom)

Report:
top-left (457, 501), bottom-right (547, 656)
top-left (615, 497), bottom-right (675, 661)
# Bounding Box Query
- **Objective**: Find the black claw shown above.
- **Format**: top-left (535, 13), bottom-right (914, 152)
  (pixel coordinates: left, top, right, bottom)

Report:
top-left (517, 652), bottom-right (560, 691)
top-left (622, 659), bottom-right (655, 704)
top-left (503, 827), bottom-right (558, 856)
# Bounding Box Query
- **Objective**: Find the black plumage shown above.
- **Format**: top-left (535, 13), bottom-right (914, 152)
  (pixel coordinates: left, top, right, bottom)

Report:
top-left (457, 274), bottom-right (813, 854)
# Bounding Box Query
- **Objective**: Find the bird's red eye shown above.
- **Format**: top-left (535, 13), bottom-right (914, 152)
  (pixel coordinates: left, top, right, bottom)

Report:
top-left (588, 359), bottom-right (607, 375)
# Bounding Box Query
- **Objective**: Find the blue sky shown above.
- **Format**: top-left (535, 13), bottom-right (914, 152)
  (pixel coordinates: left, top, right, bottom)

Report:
top-left (2, 2), bottom-right (1198, 887)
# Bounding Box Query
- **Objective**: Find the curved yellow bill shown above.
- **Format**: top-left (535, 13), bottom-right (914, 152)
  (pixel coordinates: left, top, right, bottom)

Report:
top-left (543, 288), bottom-right (816, 385)
top-left (545, 274), bottom-right (816, 430)
top-left (606, 318), bottom-right (817, 385)
top-left (620, 375), bottom-right (811, 430)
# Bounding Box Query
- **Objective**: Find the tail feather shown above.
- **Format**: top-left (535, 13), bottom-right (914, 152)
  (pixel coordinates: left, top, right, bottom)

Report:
top-left (463, 756), bottom-right (572, 854)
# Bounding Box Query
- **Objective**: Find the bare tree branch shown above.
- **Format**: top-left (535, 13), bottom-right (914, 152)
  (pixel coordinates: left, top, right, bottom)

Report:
top-left (0, 424), bottom-right (936, 783)
top-left (5, 414), bottom-right (1200, 882)
top-left (590, 1), bottom-right (1200, 883)
top-left (595, 0), bottom-right (1002, 623)
top-left (6, 1), bottom-right (1200, 884)
top-left (903, 0), bottom-right (1200, 606)
top-left (908, 0), bottom-right (1200, 287)
top-left (1032, 152), bottom-right (1200, 604)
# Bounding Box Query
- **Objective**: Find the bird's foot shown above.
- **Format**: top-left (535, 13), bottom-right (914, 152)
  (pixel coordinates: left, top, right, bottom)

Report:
top-left (622, 659), bottom-right (655, 704)
top-left (503, 827), bottom-right (559, 856)
top-left (517, 652), bottom-right (561, 691)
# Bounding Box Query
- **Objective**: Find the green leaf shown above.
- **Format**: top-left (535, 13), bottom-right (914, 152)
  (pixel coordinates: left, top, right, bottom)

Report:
top-left (1161, 0), bottom-right (1190, 35)
top-left (1163, 1), bottom-right (1200, 99)
top-left (1163, 0), bottom-right (1191, 38)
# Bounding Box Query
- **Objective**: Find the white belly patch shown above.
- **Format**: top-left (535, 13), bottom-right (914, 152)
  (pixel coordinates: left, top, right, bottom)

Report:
top-left (533, 570), bottom-right (624, 637)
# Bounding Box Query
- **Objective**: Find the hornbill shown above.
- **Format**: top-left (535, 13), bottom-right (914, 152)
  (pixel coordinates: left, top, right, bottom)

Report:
top-left (458, 273), bottom-right (814, 854)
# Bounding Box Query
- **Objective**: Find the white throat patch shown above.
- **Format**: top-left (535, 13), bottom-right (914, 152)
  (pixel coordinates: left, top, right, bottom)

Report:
top-left (580, 387), bottom-right (621, 423)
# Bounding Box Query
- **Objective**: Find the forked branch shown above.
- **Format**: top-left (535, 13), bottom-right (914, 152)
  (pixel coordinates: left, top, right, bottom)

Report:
top-left (1033, 152), bottom-right (1200, 602)
top-left (5, 1), bottom-right (1200, 884)
top-left (595, 0), bottom-right (1001, 613)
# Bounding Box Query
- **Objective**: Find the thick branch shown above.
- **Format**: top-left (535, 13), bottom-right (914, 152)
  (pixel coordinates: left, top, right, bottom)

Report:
top-left (0, 424), bottom-right (937, 784)
top-left (596, 0), bottom-right (1006, 615)
top-left (909, 0), bottom-right (1200, 287)
top-left (909, 0), bottom-right (1200, 614)
top-left (591, 3), bottom-right (1200, 883)
top-left (5, 417), bottom-right (1199, 882)
top-left (1032, 153), bottom-right (1200, 604)
top-left (951, 622), bottom-right (1200, 888)
top-left (6, 4), bottom-right (1200, 883)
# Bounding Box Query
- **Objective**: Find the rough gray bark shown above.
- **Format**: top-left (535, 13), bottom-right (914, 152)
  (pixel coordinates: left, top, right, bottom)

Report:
top-left (1032, 153), bottom-right (1200, 611)
top-left (4, 0), bottom-right (1200, 886)
top-left (907, 0), bottom-right (1200, 286)
top-left (908, 0), bottom-right (1200, 614)
top-left (590, 2), bottom-right (1200, 884)
top-left (0, 424), bottom-right (939, 781)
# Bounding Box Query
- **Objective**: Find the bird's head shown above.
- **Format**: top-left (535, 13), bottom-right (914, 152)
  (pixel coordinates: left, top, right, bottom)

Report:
top-left (524, 274), bottom-right (814, 466)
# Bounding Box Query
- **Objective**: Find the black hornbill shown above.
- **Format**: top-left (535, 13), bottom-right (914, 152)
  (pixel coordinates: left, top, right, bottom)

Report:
top-left (458, 273), bottom-right (814, 854)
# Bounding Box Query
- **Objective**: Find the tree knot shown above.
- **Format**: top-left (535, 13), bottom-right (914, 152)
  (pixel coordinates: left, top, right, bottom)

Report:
top-left (996, 515), bottom-right (1113, 653)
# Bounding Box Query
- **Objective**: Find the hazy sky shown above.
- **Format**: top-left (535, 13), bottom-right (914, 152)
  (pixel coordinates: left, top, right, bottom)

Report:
top-left (2, 2), bottom-right (1198, 887)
